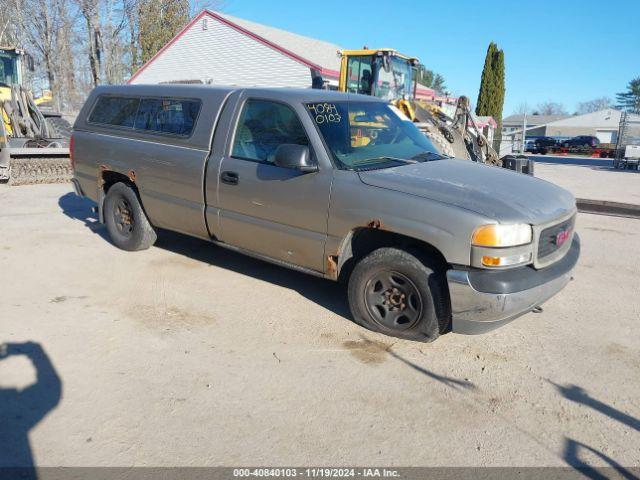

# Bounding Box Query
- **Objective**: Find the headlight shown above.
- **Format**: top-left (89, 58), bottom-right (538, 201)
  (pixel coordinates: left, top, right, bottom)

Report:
top-left (481, 252), bottom-right (532, 267)
top-left (472, 224), bottom-right (532, 247)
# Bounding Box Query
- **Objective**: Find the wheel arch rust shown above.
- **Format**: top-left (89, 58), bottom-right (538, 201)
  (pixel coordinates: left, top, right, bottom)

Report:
top-left (329, 221), bottom-right (450, 282)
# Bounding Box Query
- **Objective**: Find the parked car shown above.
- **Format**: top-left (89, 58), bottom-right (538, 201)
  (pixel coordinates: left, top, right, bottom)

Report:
top-left (534, 136), bottom-right (558, 154)
top-left (71, 85), bottom-right (579, 342)
top-left (524, 139), bottom-right (537, 153)
top-left (562, 135), bottom-right (599, 148)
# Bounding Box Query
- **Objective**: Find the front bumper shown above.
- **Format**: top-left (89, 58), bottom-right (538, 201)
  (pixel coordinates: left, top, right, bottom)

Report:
top-left (447, 234), bottom-right (580, 334)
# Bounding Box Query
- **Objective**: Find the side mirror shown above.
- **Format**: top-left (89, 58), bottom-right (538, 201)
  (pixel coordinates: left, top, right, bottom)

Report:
top-left (274, 144), bottom-right (317, 173)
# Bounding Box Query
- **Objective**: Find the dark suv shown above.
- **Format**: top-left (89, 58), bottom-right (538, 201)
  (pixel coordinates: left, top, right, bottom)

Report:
top-left (534, 137), bottom-right (557, 154)
top-left (562, 135), bottom-right (599, 148)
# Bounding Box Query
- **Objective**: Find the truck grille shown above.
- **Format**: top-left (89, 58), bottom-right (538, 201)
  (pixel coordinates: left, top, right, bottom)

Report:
top-left (537, 215), bottom-right (576, 262)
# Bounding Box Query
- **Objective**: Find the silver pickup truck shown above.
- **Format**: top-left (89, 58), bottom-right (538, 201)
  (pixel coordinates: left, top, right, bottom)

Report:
top-left (71, 85), bottom-right (579, 342)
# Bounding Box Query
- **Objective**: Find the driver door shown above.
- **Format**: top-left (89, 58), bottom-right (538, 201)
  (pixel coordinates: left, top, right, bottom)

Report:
top-left (216, 98), bottom-right (333, 273)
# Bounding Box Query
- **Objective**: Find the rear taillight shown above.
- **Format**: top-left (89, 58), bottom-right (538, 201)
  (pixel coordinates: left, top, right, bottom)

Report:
top-left (69, 134), bottom-right (75, 171)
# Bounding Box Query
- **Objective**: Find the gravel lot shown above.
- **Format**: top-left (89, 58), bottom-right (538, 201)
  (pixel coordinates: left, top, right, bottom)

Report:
top-left (531, 155), bottom-right (640, 205)
top-left (1, 183), bottom-right (639, 469)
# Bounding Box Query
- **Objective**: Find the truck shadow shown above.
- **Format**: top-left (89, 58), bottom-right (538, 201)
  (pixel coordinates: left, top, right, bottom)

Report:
top-left (0, 342), bottom-right (62, 479)
top-left (58, 192), bottom-right (110, 241)
top-left (57, 192), bottom-right (350, 320)
top-left (154, 228), bottom-right (352, 319)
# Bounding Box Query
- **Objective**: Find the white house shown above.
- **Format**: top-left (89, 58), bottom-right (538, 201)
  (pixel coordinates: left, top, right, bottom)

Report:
top-left (128, 10), bottom-right (437, 99)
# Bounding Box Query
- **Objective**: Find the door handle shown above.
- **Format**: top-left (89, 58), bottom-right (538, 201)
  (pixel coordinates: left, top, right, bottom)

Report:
top-left (220, 171), bottom-right (239, 185)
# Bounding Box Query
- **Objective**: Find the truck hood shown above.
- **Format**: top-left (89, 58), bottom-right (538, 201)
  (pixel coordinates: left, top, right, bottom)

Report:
top-left (357, 159), bottom-right (576, 224)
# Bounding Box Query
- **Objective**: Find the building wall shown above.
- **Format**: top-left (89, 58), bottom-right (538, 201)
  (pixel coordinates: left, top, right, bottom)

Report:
top-left (525, 126), bottom-right (546, 137)
top-left (502, 123), bottom-right (541, 136)
top-left (130, 14), bottom-right (314, 88)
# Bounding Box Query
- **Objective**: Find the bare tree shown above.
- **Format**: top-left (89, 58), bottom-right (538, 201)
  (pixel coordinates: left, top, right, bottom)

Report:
top-left (512, 102), bottom-right (532, 115)
top-left (123, 0), bottom-right (140, 73)
top-left (102, 0), bottom-right (131, 84)
top-left (0, 0), bottom-right (23, 46)
top-left (576, 97), bottom-right (613, 115)
top-left (12, 0), bottom-right (69, 107)
top-left (76, 0), bottom-right (104, 87)
top-left (536, 101), bottom-right (568, 116)
top-left (190, 0), bottom-right (226, 16)
top-left (3, 0), bottom-right (229, 111)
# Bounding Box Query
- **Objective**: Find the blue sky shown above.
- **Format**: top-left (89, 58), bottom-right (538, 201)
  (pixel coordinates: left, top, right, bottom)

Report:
top-left (221, 0), bottom-right (640, 116)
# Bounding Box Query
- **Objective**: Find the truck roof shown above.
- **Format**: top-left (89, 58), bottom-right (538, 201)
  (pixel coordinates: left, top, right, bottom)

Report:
top-left (89, 84), bottom-right (383, 104)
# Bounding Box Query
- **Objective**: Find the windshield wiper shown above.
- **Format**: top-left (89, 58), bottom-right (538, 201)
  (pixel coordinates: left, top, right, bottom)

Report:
top-left (410, 151), bottom-right (450, 161)
top-left (352, 156), bottom-right (417, 171)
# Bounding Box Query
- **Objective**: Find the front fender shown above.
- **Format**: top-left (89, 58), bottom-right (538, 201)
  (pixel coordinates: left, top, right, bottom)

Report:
top-left (326, 171), bottom-right (492, 274)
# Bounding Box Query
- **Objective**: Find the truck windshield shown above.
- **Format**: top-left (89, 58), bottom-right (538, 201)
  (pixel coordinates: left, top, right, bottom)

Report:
top-left (307, 101), bottom-right (443, 171)
top-left (373, 56), bottom-right (414, 102)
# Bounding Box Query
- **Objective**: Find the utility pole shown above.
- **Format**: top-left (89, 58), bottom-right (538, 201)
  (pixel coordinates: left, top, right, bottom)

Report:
top-left (521, 112), bottom-right (527, 153)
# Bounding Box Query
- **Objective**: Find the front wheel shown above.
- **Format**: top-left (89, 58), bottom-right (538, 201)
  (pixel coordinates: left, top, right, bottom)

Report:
top-left (347, 248), bottom-right (449, 342)
top-left (104, 182), bottom-right (157, 251)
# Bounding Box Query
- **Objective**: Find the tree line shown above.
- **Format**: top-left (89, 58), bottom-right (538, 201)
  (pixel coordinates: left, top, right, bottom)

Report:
top-left (512, 78), bottom-right (640, 116)
top-left (0, 0), bottom-right (219, 112)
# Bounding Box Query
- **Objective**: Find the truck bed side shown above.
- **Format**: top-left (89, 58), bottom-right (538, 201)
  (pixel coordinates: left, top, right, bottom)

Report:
top-left (73, 85), bottom-right (236, 239)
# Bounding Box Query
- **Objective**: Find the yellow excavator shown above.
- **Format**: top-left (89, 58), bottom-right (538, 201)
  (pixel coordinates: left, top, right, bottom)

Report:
top-left (0, 46), bottom-right (72, 185)
top-left (335, 48), bottom-right (500, 165)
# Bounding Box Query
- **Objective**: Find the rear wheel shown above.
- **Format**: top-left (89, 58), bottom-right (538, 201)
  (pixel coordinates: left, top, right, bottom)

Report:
top-left (104, 182), bottom-right (157, 251)
top-left (347, 248), bottom-right (449, 342)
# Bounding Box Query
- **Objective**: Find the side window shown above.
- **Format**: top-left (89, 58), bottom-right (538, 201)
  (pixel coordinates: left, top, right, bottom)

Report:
top-left (134, 98), bottom-right (200, 136)
top-left (88, 96), bottom-right (140, 128)
top-left (346, 56), bottom-right (373, 95)
top-left (231, 99), bottom-right (309, 163)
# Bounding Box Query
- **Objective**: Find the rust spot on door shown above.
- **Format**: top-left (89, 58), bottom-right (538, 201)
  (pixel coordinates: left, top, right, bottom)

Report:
top-left (327, 255), bottom-right (338, 273)
top-left (367, 219), bottom-right (384, 229)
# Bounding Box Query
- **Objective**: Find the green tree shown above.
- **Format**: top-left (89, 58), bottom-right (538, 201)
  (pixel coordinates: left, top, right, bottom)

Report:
top-left (476, 42), bottom-right (505, 151)
top-left (138, 0), bottom-right (190, 64)
top-left (616, 77), bottom-right (640, 114)
top-left (416, 67), bottom-right (446, 93)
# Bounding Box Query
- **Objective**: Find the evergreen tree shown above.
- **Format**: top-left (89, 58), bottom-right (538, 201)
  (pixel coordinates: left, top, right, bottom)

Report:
top-left (476, 42), bottom-right (506, 151)
top-left (138, 0), bottom-right (190, 64)
top-left (616, 77), bottom-right (640, 114)
top-left (416, 67), bottom-right (446, 93)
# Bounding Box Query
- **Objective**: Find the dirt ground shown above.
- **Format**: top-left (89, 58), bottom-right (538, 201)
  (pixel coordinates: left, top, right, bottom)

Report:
top-left (1, 183), bottom-right (639, 469)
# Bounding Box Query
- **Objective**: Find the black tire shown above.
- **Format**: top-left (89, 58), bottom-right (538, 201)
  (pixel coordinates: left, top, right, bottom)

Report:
top-left (104, 182), bottom-right (156, 251)
top-left (347, 248), bottom-right (449, 342)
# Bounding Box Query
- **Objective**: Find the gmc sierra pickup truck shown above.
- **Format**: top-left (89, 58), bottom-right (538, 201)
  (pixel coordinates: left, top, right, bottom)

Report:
top-left (71, 85), bottom-right (579, 342)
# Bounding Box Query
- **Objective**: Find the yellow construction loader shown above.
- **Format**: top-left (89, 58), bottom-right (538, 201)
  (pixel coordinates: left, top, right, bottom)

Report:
top-left (335, 48), bottom-right (500, 165)
top-left (0, 46), bottom-right (72, 185)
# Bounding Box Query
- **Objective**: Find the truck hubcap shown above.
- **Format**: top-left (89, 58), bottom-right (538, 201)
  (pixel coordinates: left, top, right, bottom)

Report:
top-left (364, 271), bottom-right (422, 330)
top-left (114, 198), bottom-right (134, 236)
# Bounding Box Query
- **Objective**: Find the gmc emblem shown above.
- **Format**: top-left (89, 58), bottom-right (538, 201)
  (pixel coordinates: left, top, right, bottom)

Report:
top-left (554, 227), bottom-right (573, 246)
